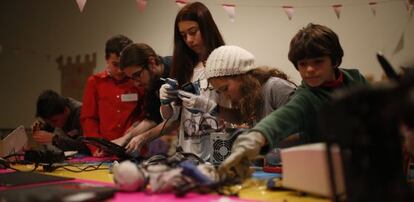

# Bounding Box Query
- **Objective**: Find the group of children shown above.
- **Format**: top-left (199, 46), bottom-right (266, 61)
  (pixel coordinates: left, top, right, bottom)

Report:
top-left (32, 1), bottom-right (370, 180)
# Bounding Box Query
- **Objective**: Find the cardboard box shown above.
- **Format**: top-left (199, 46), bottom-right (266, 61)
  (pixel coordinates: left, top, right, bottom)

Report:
top-left (281, 143), bottom-right (345, 197)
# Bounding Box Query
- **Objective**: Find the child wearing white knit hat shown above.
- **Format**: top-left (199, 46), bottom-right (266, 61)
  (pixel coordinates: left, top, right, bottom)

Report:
top-left (205, 45), bottom-right (256, 79)
top-left (205, 45), bottom-right (296, 126)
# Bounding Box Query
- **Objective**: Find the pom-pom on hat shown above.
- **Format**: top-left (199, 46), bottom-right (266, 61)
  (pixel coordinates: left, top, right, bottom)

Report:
top-left (205, 45), bottom-right (255, 79)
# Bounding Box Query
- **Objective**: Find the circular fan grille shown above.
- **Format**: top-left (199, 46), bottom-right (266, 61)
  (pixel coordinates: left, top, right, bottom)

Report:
top-left (213, 139), bottom-right (232, 162)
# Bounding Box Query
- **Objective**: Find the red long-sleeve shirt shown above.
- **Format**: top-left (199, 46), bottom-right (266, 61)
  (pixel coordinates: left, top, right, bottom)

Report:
top-left (80, 70), bottom-right (144, 148)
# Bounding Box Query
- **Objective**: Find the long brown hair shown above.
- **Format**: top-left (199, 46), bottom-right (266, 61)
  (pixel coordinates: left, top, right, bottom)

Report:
top-left (171, 2), bottom-right (225, 85)
top-left (236, 66), bottom-right (295, 124)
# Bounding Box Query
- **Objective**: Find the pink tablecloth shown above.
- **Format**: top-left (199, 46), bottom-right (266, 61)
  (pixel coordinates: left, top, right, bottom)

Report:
top-left (0, 169), bottom-right (256, 202)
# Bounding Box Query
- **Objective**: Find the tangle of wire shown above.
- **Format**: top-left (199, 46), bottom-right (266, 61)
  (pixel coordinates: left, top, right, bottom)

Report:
top-left (43, 161), bottom-right (109, 173)
top-left (2, 151), bottom-right (110, 173)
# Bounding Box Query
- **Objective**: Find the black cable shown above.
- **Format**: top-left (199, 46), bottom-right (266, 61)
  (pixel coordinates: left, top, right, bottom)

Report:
top-left (3, 153), bottom-right (25, 164)
top-left (158, 117), bottom-right (170, 137)
top-left (3, 149), bottom-right (19, 159)
top-left (43, 161), bottom-right (109, 173)
top-left (199, 116), bottom-right (219, 132)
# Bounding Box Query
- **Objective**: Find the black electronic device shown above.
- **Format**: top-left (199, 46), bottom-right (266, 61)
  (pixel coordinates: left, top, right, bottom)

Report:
top-left (160, 78), bottom-right (200, 105)
top-left (0, 182), bottom-right (116, 202)
top-left (209, 128), bottom-right (246, 165)
top-left (181, 82), bottom-right (199, 95)
top-left (82, 137), bottom-right (132, 160)
top-left (0, 172), bottom-right (72, 187)
top-left (24, 145), bottom-right (65, 164)
top-left (161, 78), bottom-right (199, 95)
top-left (376, 52), bottom-right (400, 80)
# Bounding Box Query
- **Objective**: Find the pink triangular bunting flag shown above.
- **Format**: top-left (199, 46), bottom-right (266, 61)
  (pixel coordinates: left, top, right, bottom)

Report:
top-left (406, 0), bottom-right (414, 10)
top-left (332, 4), bottom-right (342, 19)
top-left (175, 0), bottom-right (188, 9)
top-left (405, 0), bottom-right (414, 16)
top-left (369, 2), bottom-right (378, 16)
top-left (136, 0), bottom-right (147, 12)
top-left (75, 0), bottom-right (87, 13)
top-left (222, 4), bottom-right (236, 22)
top-left (393, 33), bottom-right (405, 55)
top-left (282, 6), bottom-right (294, 20)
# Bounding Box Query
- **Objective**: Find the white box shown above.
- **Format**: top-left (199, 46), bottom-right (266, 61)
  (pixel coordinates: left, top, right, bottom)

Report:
top-left (281, 143), bottom-right (345, 197)
top-left (0, 125), bottom-right (28, 157)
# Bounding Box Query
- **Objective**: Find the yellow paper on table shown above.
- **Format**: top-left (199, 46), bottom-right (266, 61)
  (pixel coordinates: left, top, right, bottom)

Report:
top-left (237, 179), bottom-right (329, 202)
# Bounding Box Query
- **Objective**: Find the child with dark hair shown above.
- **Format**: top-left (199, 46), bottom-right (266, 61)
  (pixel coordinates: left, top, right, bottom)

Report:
top-left (159, 2), bottom-right (226, 161)
top-left (33, 90), bottom-right (90, 154)
top-left (118, 43), bottom-right (172, 154)
top-left (317, 68), bottom-right (414, 202)
top-left (219, 23), bottom-right (368, 178)
top-left (81, 34), bottom-right (145, 157)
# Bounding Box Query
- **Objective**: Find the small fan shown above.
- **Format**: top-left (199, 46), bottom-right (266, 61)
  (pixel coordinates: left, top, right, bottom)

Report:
top-left (209, 128), bottom-right (246, 165)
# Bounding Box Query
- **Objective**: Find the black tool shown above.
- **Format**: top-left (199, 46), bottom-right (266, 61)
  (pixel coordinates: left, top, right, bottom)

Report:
top-left (24, 145), bottom-right (65, 164)
top-left (376, 52), bottom-right (400, 81)
top-left (82, 137), bottom-right (133, 160)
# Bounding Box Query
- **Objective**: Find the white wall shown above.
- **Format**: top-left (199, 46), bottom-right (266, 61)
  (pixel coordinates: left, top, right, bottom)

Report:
top-left (0, 0), bottom-right (413, 128)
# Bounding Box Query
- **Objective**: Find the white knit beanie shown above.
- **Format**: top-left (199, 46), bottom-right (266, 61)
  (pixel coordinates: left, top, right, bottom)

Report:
top-left (205, 45), bottom-right (255, 79)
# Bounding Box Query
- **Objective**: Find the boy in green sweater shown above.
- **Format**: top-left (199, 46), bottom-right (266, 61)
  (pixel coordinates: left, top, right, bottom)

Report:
top-left (219, 23), bottom-right (368, 178)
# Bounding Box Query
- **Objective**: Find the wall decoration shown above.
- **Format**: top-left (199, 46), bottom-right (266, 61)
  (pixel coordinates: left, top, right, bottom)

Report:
top-left (56, 53), bottom-right (97, 101)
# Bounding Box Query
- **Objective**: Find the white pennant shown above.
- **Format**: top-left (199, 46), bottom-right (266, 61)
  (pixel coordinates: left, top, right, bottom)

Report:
top-left (369, 2), bottom-right (378, 16)
top-left (136, 0), bottom-right (147, 12)
top-left (175, 0), bottom-right (188, 9)
top-left (393, 33), bottom-right (405, 55)
top-left (222, 4), bottom-right (236, 22)
top-left (406, 0), bottom-right (414, 7)
top-left (282, 6), bottom-right (294, 20)
top-left (332, 4), bottom-right (342, 19)
top-left (406, 0), bottom-right (414, 16)
top-left (75, 0), bottom-right (87, 13)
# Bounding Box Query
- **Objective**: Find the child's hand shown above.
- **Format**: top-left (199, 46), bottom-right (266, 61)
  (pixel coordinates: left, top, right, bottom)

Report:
top-left (32, 120), bottom-right (46, 133)
top-left (32, 130), bottom-right (54, 144)
top-left (92, 148), bottom-right (105, 157)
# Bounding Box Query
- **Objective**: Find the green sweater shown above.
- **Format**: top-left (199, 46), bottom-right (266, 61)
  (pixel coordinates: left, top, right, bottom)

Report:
top-left (252, 68), bottom-right (368, 150)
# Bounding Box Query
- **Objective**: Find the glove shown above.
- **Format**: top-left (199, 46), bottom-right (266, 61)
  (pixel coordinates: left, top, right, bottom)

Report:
top-left (177, 90), bottom-right (217, 114)
top-left (159, 82), bottom-right (178, 105)
top-left (218, 131), bottom-right (266, 180)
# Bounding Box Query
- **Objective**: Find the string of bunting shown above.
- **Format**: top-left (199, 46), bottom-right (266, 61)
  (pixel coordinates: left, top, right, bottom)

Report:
top-left (219, 0), bottom-right (412, 21)
top-left (2, 0), bottom-right (411, 59)
top-left (74, 0), bottom-right (413, 21)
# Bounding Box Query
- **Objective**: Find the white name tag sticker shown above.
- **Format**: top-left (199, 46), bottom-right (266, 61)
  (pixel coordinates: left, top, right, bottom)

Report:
top-left (121, 93), bottom-right (138, 102)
